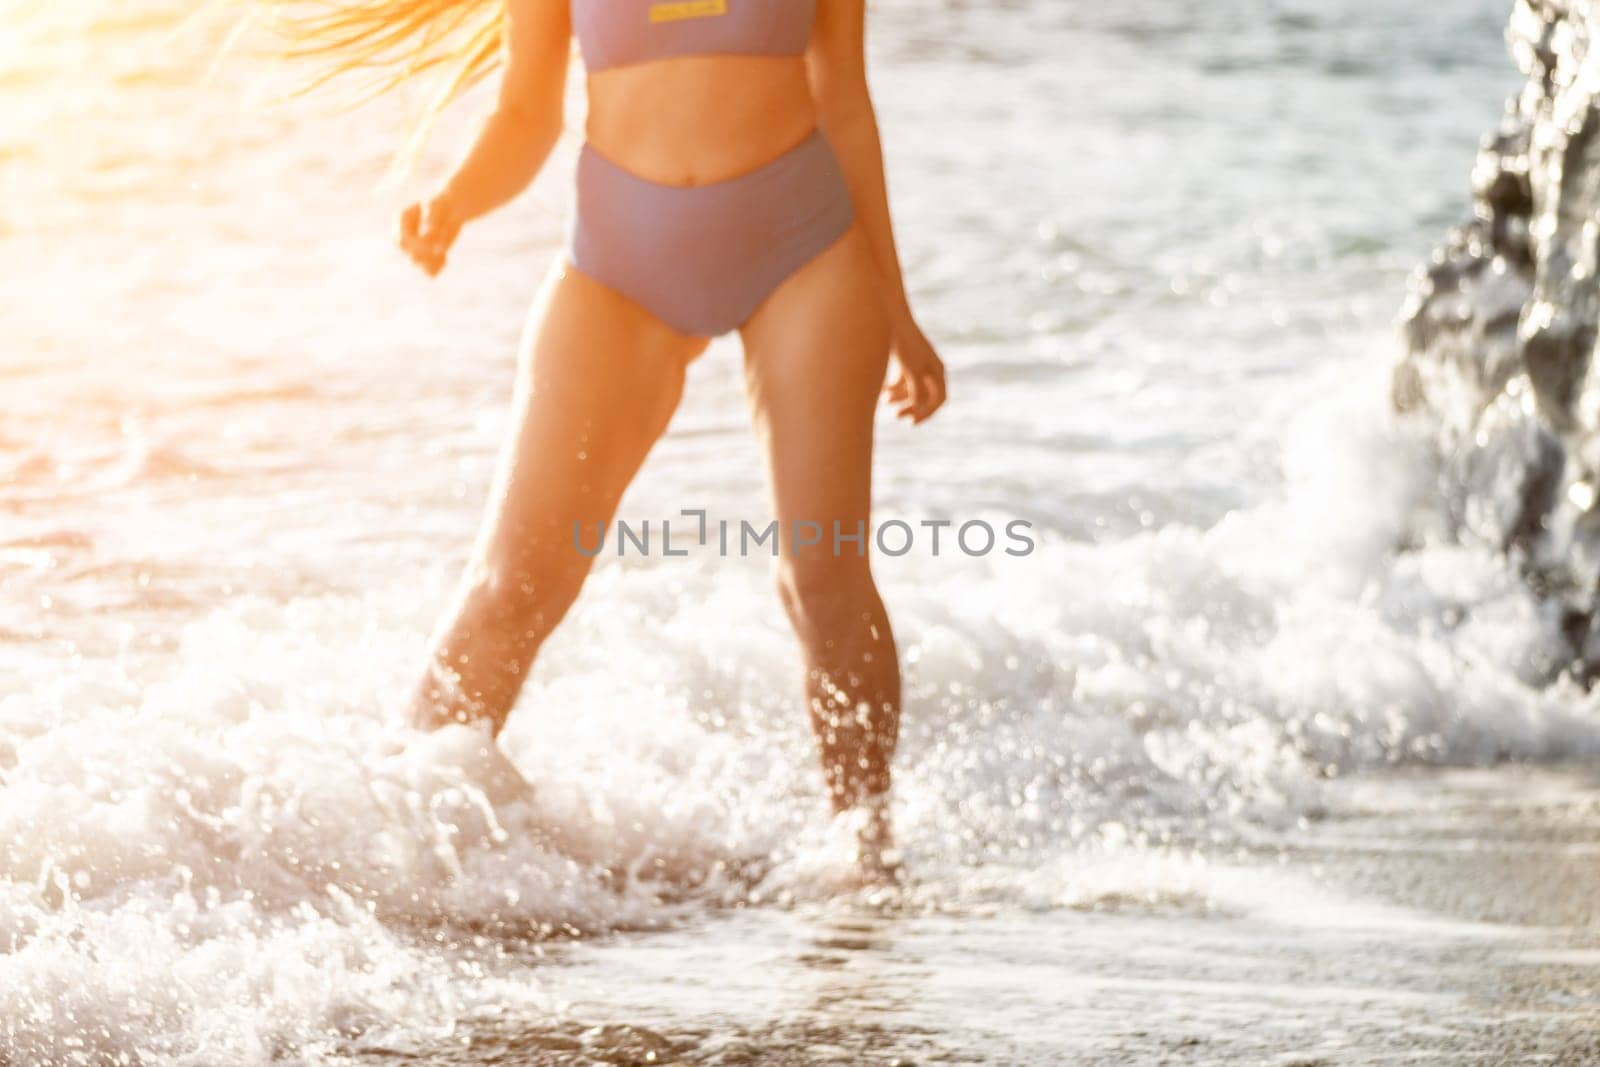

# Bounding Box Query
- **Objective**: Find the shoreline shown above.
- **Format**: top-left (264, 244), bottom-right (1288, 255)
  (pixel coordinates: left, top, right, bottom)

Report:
top-left (343, 765), bottom-right (1600, 1066)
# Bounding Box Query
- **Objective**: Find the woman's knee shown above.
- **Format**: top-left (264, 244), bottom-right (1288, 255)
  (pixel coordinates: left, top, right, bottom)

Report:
top-left (774, 555), bottom-right (880, 636)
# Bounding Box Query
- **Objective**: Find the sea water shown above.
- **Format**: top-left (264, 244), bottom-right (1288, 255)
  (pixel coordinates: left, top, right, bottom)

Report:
top-left (3, 0), bottom-right (1598, 1063)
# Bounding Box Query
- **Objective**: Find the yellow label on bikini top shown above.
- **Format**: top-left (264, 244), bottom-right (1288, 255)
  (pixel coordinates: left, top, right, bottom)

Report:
top-left (649, 0), bottom-right (728, 23)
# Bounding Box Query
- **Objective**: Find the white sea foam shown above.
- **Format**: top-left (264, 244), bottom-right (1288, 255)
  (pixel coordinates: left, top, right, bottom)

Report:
top-left (7, 353), bottom-right (1600, 1061)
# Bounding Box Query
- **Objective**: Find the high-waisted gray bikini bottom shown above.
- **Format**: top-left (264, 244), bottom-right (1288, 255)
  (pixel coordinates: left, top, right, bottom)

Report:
top-left (568, 129), bottom-right (856, 338)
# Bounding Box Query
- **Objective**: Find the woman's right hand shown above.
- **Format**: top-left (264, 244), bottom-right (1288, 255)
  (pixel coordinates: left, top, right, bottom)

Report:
top-left (396, 196), bottom-right (463, 277)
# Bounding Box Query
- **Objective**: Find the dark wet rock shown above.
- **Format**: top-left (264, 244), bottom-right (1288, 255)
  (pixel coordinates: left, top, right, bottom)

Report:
top-left (1395, 0), bottom-right (1600, 669)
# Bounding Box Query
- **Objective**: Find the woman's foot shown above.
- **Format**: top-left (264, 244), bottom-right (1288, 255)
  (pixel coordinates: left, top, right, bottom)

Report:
top-left (831, 793), bottom-right (904, 887)
top-left (401, 720), bottom-right (535, 808)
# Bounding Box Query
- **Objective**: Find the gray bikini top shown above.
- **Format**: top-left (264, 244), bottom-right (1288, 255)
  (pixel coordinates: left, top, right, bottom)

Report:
top-left (572, 0), bottom-right (815, 73)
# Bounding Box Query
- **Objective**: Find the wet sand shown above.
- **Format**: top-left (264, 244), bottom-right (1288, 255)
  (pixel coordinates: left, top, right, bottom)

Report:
top-left (344, 766), bottom-right (1600, 1066)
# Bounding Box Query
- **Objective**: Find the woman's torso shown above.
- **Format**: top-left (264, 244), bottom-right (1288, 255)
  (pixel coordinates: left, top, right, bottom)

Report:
top-left (571, 0), bottom-right (821, 186)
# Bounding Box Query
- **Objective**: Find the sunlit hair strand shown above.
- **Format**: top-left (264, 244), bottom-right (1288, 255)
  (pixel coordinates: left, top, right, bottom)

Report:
top-left (241, 0), bottom-right (509, 170)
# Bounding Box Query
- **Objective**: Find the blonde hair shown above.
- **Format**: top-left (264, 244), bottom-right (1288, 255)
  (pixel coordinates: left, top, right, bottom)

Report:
top-left (243, 0), bottom-right (508, 163)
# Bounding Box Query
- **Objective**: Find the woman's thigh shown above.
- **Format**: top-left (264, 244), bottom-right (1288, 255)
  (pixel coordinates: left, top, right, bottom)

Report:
top-left (472, 261), bottom-right (708, 577)
top-left (738, 227), bottom-right (891, 554)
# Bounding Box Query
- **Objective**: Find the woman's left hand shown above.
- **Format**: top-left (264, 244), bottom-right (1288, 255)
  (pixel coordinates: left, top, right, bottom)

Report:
top-left (883, 318), bottom-right (947, 424)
